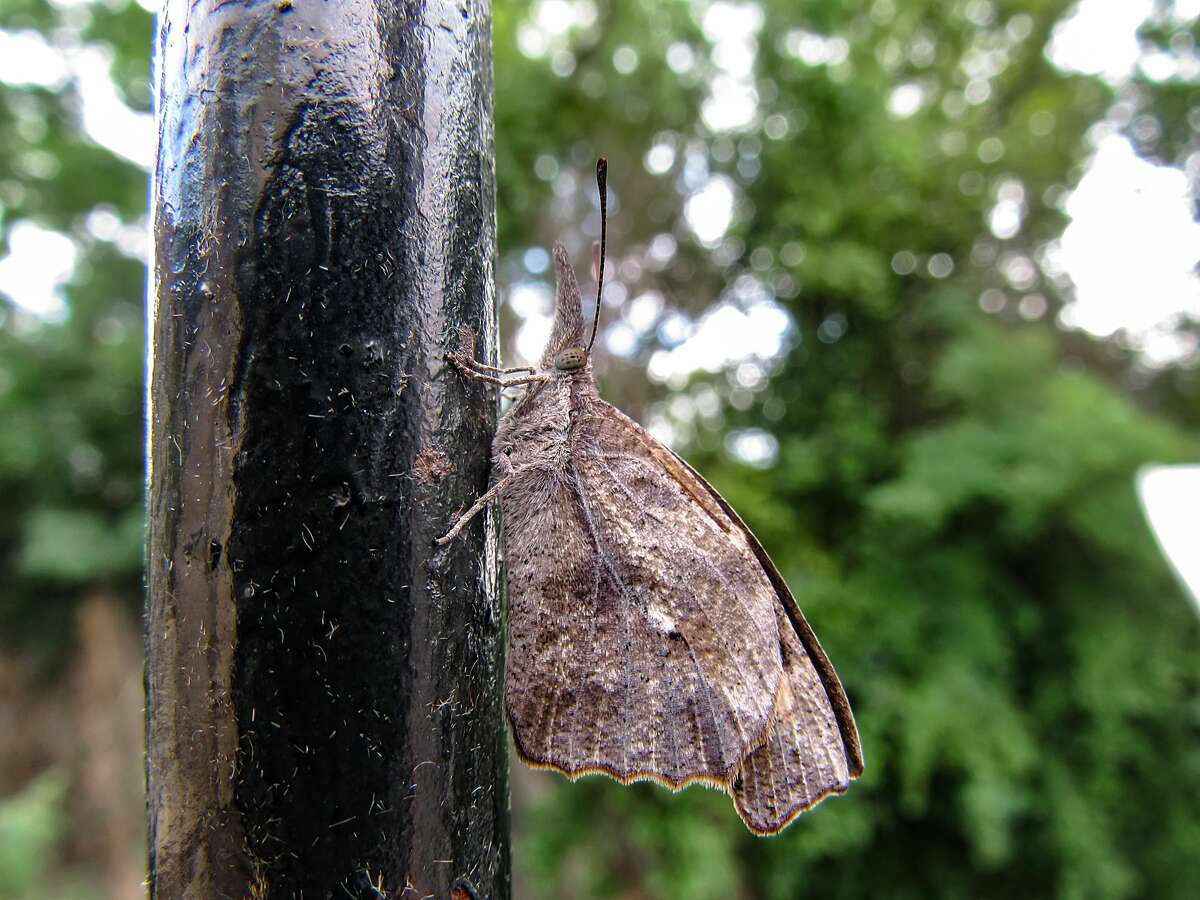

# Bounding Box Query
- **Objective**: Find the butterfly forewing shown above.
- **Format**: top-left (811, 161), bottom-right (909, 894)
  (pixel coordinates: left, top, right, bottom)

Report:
top-left (660, 440), bottom-right (865, 827)
top-left (502, 399), bottom-right (785, 787)
top-left (573, 401), bottom-right (862, 820)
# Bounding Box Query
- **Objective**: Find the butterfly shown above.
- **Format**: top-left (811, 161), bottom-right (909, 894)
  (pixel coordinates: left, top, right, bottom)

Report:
top-left (438, 158), bottom-right (862, 834)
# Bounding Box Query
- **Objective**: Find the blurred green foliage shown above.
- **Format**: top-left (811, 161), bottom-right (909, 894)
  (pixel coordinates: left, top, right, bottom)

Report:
top-left (0, 769), bottom-right (100, 900)
top-left (0, 0), bottom-right (150, 650)
top-left (0, 769), bottom-right (67, 898)
top-left (2, 0), bottom-right (1199, 897)
top-left (493, 2), bottom-right (1200, 898)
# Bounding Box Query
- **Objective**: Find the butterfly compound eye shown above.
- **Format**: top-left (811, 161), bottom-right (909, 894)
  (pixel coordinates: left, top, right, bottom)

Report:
top-left (554, 348), bottom-right (587, 371)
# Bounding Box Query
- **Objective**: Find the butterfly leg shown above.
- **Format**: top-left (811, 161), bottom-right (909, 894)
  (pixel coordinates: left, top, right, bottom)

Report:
top-left (437, 468), bottom-right (514, 545)
top-left (448, 324), bottom-right (535, 376)
top-left (446, 354), bottom-right (549, 389)
top-left (459, 357), bottom-right (536, 376)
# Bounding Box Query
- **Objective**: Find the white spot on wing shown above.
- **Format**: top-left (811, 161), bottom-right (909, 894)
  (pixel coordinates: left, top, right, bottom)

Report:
top-left (646, 603), bottom-right (676, 633)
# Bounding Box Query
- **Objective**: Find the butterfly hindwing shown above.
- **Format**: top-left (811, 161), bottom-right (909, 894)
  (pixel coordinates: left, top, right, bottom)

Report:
top-left (731, 602), bottom-right (854, 833)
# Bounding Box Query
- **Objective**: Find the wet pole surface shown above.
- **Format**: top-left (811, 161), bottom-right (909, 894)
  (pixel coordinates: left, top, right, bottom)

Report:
top-left (146, 1), bottom-right (507, 896)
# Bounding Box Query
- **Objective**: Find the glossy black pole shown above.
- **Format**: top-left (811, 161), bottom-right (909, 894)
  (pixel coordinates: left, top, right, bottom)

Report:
top-left (146, 1), bottom-right (507, 896)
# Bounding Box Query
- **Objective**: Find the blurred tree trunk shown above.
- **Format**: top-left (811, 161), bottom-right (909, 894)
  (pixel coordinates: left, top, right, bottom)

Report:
top-left (146, 1), bottom-right (507, 897)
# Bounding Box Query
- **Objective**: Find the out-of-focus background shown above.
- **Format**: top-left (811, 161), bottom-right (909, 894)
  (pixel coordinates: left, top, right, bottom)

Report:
top-left (1, 0), bottom-right (1199, 897)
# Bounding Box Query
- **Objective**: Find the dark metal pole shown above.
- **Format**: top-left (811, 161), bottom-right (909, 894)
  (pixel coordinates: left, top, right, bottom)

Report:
top-left (146, 1), bottom-right (507, 897)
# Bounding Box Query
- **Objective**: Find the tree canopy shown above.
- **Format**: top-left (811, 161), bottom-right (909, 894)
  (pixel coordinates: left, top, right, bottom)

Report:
top-left (1, 0), bottom-right (1198, 897)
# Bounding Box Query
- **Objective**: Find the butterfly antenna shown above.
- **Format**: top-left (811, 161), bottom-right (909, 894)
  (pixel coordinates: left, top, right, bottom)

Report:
top-left (586, 156), bottom-right (608, 354)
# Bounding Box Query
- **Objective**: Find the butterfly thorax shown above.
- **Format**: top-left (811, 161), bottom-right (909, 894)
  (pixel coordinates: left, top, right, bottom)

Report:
top-left (493, 368), bottom-right (598, 472)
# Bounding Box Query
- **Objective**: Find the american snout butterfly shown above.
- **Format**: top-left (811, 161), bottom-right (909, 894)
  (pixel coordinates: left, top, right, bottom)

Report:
top-left (440, 158), bottom-right (862, 833)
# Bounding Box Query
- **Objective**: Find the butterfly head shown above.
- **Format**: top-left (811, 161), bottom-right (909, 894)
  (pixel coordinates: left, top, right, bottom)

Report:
top-left (554, 347), bottom-right (588, 371)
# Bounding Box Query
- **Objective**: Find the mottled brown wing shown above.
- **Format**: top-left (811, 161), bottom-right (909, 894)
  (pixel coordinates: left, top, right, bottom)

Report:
top-left (658, 428), bottom-right (865, 833)
top-left (731, 602), bottom-right (854, 832)
top-left (502, 401), bottom-right (785, 788)
top-left (591, 402), bottom-right (864, 832)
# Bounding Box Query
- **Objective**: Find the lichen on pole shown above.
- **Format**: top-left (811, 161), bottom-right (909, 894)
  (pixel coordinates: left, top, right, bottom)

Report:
top-left (146, 1), bottom-right (508, 896)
